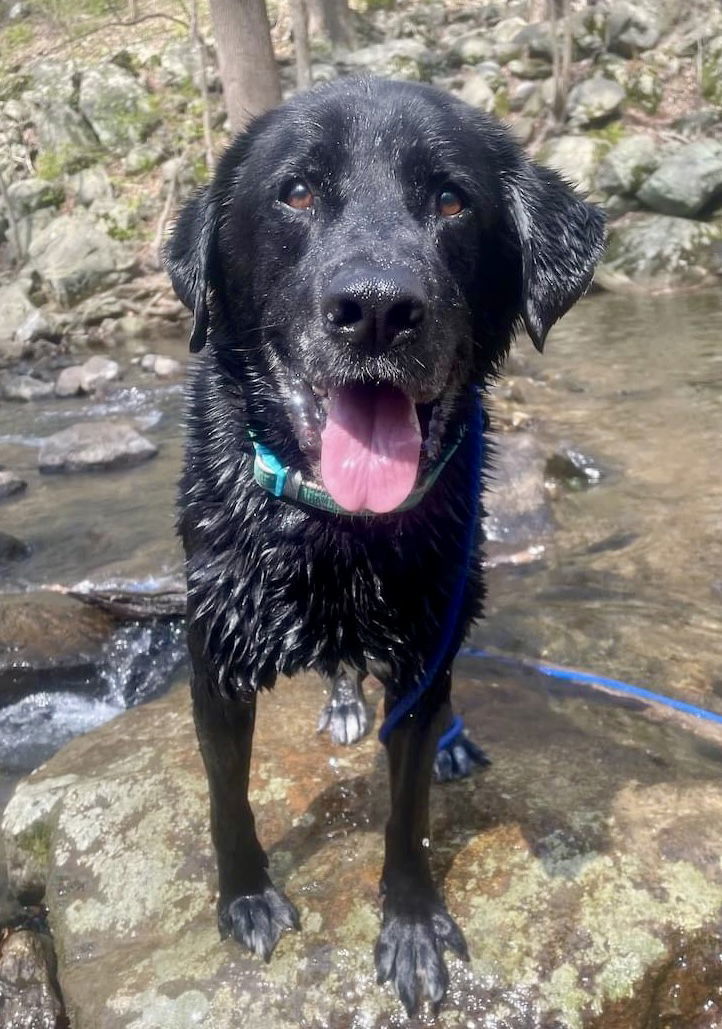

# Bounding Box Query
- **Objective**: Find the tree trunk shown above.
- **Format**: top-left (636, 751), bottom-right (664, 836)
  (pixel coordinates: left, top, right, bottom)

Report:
top-left (291, 0), bottom-right (312, 90)
top-left (306, 0), bottom-right (354, 49)
top-left (209, 0), bottom-right (282, 134)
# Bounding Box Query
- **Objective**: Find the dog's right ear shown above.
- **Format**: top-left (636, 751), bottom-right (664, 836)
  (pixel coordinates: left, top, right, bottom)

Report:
top-left (164, 186), bottom-right (220, 353)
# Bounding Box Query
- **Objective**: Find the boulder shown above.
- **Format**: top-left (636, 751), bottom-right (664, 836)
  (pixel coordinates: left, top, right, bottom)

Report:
top-left (14, 308), bottom-right (59, 346)
top-left (450, 30), bottom-right (495, 66)
top-left (485, 433), bottom-right (553, 544)
top-left (0, 283), bottom-right (36, 363)
top-left (512, 20), bottom-right (557, 62)
top-left (457, 73), bottom-right (496, 113)
top-left (0, 470), bottom-right (27, 500)
top-left (77, 355), bottom-right (120, 393)
top-left (5, 177), bottom-right (63, 218)
top-left (64, 164), bottom-right (113, 207)
top-left (538, 134), bottom-right (609, 194)
top-left (0, 929), bottom-right (65, 1029)
top-left (140, 354), bottom-right (183, 378)
top-left (157, 39), bottom-right (205, 89)
top-left (607, 0), bottom-right (661, 57)
top-left (78, 63), bottom-right (158, 150)
top-left (626, 64), bottom-right (663, 114)
top-left (27, 212), bottom-right (135, 305)
top-left (566, 76), bottom-right (625, 126)
top-left (4, 668), bottom-right (722, 1028)
top-left (27, 99), bottom-right (98, 153)
top-left (602, 213), bottom-right (722, 288)
top-left (38, 421), bottom-right (157, 473)
top-left (0, 593), bottom-right (116, 704)
top-left (0, 373), bottom-right (54, 402)
top-left (123, 142), bottom-right (165, 175)
top-left (595, 134), bottom-right (660, 196)
top-left (637, 141), bottom-right (722, 218)
top-left (54, 365), bottom-right (84, 398)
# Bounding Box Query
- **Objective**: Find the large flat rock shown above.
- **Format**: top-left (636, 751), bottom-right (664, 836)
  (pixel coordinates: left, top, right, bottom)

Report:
top-left (3, 664), bottom-right (722, 1028)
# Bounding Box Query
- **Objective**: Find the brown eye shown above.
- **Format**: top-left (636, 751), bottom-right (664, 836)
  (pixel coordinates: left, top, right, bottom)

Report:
top-left (438, 188), bottom-right (464, 217)
top-left (283, 180), bottom-right (314, 210)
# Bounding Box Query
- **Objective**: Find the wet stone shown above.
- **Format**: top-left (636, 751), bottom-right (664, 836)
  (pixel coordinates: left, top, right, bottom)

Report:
top-left (4, 669), bottom-right (722, 1028)
top-left (0, 929), bottom-right (65, 1029)
top-left (38, 421), bottom-right (157, 474)
top-left (0, 373), bottom-right (54, 402)
top-left (545, 446), bottom-right (604, 491)
top-left (0, 471), bottom-right (27, 501)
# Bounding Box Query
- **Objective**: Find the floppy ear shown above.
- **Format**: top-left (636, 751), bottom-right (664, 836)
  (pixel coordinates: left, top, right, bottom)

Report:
top-left (164, 186), bottom-right (220, 353)
top-left (505, 162), bottom-right (606, 352)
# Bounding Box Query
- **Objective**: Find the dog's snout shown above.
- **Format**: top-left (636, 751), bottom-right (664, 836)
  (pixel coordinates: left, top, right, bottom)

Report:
top-left (321, 267), bottom-right (426, 351)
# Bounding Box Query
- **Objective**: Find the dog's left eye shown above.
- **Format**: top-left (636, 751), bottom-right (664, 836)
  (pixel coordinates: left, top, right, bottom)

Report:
top-left (437, 188), bottom-right (464, 218)
top-left (282, 180), bottom-right (314, 210)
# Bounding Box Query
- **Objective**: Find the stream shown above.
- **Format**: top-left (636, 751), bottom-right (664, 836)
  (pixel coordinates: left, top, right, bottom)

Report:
top-left (0, 288), bottom-right (720, 812)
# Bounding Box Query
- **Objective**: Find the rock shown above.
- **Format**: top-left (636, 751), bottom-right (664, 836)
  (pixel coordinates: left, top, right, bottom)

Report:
top-left (457, 73), bottom-right (496, 113)
top-left (7, 207), bottom-right (56, 263)
top-left (0, 929), bottom-right (65, 1029)
top-left (77, 355), bottom-right (120, 393)
top-left (603, 213), bottom-right (722, 288)
top-left (6, 666), bottom-right (722, 1028)
top-left (0, 471), bottom-right (27, 500)
top-left (626, 64), bottom-right (663, 114)
top-left (506, 57), bottom-right (551, 80)
top-left (566, 76), bottom-right (625, 126)
top-left (637, 142), bottom-right (722, 218)
top-left (0, 532), bottom-right (30, 564)
top-left (5, 177), bottom-right (63, 218)
top-left (64, 164), bottom-right (113, 207)
top-left (28, 100), bottom-right (98, 153)
top-left (513, 20), bottom-right (557, 62)
top-left (545, 446), bottom-right (604, 491)
top-left (54, 366), bottom-right (84, 397)
top-left (0, 593), bottom-right (116, 707)
top-left (607, 0), bottom-right (661, 57)
top-left (157, 39), bottom-right (205, 89)
top-left (0, 373), bottom-right (54, 402)
top-left (27, 212), bottom-right (136, 305)
top-left (25, 58), bottom-right (77, 105)
top-left (342, 40), bottom-right (432, 81)
top-left (124, 142), bottom-right (165, 175)
top-left (14, 308), bottom-right (58, 345)
top-left (78, 62), bottom-right (158, 150)
top-left (90, 197), bottom-right (140, 240)
top-left (38, 421), bottom-right (158, 473)
top-left (141, 354), bottom-right (183, 378)
top-left (485, 433), bottom-right (552, 544)
top-left (595, 134), bottom-right (660, 197)
top-left (491, 15), bottom-right (528, 63)
top-left (509, 80), bottom-right (538, 112)
top-left (451, 30), bottom-right (495, 66)
top-left (0, 283), bottom-right (36, 363)
top-left (538, 134), bottom-right (609, 194)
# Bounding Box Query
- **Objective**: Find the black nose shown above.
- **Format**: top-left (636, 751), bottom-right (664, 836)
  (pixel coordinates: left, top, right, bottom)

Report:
top-left (321, 266), bottom-right (426, 351)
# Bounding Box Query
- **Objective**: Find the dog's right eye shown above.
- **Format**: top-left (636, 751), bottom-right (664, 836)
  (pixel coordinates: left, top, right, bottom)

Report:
top-left (282, 181), bottom-right (314, 210)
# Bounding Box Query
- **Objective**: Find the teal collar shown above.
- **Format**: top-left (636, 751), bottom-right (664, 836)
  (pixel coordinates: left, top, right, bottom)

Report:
top-left (250, 425), bottom-right (467, 516)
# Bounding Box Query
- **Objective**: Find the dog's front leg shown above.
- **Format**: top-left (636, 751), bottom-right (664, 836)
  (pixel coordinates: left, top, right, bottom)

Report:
top-left (375, 671), bottom-right (468, 1015)
top-left (190, 630), bottom-right (299, 961)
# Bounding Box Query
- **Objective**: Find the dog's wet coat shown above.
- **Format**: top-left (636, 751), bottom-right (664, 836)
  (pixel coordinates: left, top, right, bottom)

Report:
top-left (165, 76), bottom-right (604, 1016)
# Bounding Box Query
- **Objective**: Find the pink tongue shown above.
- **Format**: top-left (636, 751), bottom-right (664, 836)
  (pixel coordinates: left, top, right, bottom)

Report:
top-left (321, 385), bottom-right (422, 513)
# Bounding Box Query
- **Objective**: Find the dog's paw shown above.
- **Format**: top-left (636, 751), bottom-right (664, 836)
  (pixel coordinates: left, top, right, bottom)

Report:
top-left (317, 695), bottom-right (372, 745)
top-left (218, 885), bottom-right (300, 961)
top-left (374, 897), bottom-right (469, 1016)
top-left (433, 733), bottom-right (490, 783)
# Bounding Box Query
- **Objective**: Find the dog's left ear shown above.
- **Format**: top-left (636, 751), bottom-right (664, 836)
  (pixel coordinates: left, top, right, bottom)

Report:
top-left (505, 161), bottom-right (606, 352)
top-left (164, 185), bottom-right (220, 353)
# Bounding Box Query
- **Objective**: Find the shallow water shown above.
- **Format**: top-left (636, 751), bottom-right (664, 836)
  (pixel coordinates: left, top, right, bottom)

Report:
top-left (0, 289), bottom-right (721, 781)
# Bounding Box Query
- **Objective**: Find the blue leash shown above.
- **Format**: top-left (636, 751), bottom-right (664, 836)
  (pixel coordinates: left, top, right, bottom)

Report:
top-left (461, 647), bottom-right (722, 727)
top-left (379, 388), bottom-right (485, 746)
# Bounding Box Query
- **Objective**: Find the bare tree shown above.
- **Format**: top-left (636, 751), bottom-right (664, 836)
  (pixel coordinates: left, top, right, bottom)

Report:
top-left (306, 0), bottom-right (354, 49)
top-left (549, 0), bottom-right (573, 124)
top-left (209, 0), bottom-right (281, 133)
top-left (190, 0), bottom-right (216, 170)
top-left (291, 0), bottom-right (312, 90)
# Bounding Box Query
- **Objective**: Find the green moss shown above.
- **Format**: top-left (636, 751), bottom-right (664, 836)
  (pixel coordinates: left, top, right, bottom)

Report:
top-left (16, 822), bottom-right (52, 869)
top-left (36, 145), bottom-right (102, 179)
top-left (2, 22), bottom-right (34, 53)
top-left (588, 120), bottom-right (626, 145)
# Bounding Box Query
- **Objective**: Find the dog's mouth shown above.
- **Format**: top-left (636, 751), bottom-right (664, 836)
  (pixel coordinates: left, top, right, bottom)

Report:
top-left (285, 379), bottom-right (451, 514)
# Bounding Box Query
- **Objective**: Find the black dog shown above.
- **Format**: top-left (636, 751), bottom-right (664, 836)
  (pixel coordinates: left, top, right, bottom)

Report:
top-left (165, 76), bottom-right (604, 1015)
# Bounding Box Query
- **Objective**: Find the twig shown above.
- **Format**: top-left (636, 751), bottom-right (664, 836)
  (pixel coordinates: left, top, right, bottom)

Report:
top-left (190, 0), bottom-right (215, 172)
top-left (153, 166), bottom-right (179, 271)
top-left (291, 0), bottom-right (312, 90)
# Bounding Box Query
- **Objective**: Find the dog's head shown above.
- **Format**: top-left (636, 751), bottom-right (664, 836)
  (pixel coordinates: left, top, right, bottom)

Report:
top-left (166, 77), bottom-right (605, 513)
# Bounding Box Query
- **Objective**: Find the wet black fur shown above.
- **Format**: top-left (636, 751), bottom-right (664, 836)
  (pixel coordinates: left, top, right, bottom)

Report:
top-left (166, 76), bottom-right (605, 1016)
